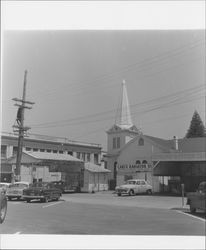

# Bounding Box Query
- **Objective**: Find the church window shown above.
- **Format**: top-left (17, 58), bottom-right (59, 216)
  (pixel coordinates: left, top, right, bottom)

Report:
top-left (117, 137), bottom-right (120, 148)
top-left (113, 138), bottom-right (116, 149)
top-left (138, 138), bottom-right (144, 146)
top-left (113, 137), bottom-right (120, 149)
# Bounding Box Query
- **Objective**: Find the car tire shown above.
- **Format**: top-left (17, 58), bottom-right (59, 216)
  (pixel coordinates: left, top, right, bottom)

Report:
top-left (190, 205), bottom-right (196, 213)
top-left (129, 190), bottom-right (134, 196)
top-left (117, 193), bottom-right (121, 196)
top-left (146, 189), bottom-right (152, 195)
top-left (0, 195), bottom-right (7, 224)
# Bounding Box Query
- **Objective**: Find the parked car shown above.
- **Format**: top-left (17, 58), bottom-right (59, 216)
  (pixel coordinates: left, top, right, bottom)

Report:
top-left (186, 181), bottom-right (206, 213)
top-left (22, 182), bottom-right (62, 203)
top-left (6, 182), bottom-right (30, 201)
top-left (51, 181), bottom-right (76, 193)
top-left (0, 182), bottom-right (11, 194)
top-left (0, 190), bottom-right (7, 223)
top-left (115, 179), bottom-right (152, 196)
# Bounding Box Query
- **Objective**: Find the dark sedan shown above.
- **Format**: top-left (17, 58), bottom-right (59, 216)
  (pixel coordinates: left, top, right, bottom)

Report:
top-left (0, 190), bottom-right (7, 223)
top-left (22, 182), bottom-right (62, 203)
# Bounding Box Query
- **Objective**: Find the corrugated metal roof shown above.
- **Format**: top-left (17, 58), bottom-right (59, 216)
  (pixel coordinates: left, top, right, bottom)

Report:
top-left (85, 162), bottom-right (111, 173)
top-left (23, 151), bottom-right (83, 162)
top-left (144, 135), bottom-right (206, 153)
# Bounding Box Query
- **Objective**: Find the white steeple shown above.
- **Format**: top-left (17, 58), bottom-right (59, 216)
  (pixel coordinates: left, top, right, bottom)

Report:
top-left (116, 80), bottom-right (133, 129)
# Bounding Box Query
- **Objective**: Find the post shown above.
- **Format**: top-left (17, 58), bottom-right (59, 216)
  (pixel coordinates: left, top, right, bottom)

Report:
top-left (15, 71), bottom-right (27, 181)
top-left (181, 183), bottom-right (185, 208)
top-left (13, 70), bottom-right (34, 181)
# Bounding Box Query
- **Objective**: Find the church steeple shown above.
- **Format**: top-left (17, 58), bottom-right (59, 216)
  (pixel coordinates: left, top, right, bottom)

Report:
top-left (116, 80), bottom-right (133, 129)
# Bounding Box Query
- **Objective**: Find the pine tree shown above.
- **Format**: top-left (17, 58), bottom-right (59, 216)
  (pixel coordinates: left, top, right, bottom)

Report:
top-left (185, 110), bottom-right (206, 138)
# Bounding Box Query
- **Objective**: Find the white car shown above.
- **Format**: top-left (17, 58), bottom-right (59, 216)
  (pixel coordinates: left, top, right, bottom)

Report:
top-left (6, 182), bottom-right (30, 201)
top-left (115, 179), bottom-right (152, 196)
top-left (0, 183), bottom-right (11, 194)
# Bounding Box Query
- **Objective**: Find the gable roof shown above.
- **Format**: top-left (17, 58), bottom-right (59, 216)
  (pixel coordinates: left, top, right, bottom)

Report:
top-left (175, 137), bottom-right (206, 152)
top-left (24, 151), bottom-right (83, 162)
top-left (119, 134), bottom-right (206, 154)
top-left (7, 151), bottom-right (83, 164)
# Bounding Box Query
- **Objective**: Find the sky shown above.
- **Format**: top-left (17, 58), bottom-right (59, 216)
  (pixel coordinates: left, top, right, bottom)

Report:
top-left (1, 2), bottom-right (205, 152)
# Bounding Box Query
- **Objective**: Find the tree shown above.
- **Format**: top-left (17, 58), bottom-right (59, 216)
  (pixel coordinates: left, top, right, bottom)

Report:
top-left (185, 110), bottom-right (206, 138)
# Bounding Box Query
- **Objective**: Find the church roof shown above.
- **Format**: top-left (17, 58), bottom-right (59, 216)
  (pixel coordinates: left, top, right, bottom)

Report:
top-left (115, 80), bottom-right (134, 130)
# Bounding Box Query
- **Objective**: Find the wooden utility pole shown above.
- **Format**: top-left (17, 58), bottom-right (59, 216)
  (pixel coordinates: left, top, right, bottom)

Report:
top-left (12, 70), bottom-right (34, 181)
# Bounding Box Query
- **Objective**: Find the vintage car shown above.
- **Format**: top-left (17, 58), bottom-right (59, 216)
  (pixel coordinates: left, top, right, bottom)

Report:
top-left (0, 182), bottom-right (11, 194)
top-left (51, 181), bottom-right (76, 193)
top-left (187, 181), bottom-right (206, 213)
top-left (6, 181), bottom-right (30, 201)
top-left (22, 182), bottom-right (62, 203)
top-left (115, 179), bottom-right (153, 196)
top-left (0, 189), bottom-right (7, 223)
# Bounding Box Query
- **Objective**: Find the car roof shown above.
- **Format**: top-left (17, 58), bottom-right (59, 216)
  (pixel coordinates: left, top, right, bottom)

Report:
top-left (0, 182), bottom-right (11, 186)
top-left (127, 179), bottom-right (146, 181)
top-left (13, 181), bottom-right (30, 185)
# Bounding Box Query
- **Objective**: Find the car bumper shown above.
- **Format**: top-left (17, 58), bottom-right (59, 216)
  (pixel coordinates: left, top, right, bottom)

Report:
top-left (116, 190), bottom-right (129, 194)
top-left (22, 195), bottom-right (45, 199)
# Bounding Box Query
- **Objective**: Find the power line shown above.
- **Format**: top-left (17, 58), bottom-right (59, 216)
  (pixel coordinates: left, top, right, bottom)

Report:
top-left (30, 84), bottom-right (205, 128)
top-left (27, 39), bottom-right (204, 100)
top-left (30, 86), bottom-right (205, 129)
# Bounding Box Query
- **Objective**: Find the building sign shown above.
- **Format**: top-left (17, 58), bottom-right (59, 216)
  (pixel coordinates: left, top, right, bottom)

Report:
top-left (117, 163), bottom-right (152, 172)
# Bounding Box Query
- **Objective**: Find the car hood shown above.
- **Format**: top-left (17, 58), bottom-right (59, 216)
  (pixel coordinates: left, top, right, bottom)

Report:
top-left (7, 187), bottom-right (26, 191)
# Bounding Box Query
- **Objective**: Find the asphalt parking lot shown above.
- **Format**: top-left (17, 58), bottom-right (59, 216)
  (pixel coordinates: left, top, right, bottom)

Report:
top-left (0, 192), bottom-right (205, 234)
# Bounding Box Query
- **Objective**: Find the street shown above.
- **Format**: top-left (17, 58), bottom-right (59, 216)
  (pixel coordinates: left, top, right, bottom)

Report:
top-left (1, 192), bottom-right (205, 235)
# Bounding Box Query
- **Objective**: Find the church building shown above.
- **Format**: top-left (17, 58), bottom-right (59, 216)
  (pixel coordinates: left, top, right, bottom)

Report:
top-left (105, 81), bottom-right (206, 193)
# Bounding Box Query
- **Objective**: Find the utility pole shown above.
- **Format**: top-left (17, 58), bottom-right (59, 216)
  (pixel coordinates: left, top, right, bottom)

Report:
top-left (12, 70), bottom-right (34, 181)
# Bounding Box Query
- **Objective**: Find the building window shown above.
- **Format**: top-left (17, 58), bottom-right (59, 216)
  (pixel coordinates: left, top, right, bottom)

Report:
top-left (1, 145), bottom-right (7, 158)
top-left (113, 138), bottom-right (116, 149)
top-left (86, 153), bottom-right (90, 162)
top-left (117, 137), bottom-right (120, 148)
top-left (76, 152), bottom-right (81, 159)
top-left (33, 148), bottom-right (38, 152)
top-left (142, 160), bottom-right (148, 164)
top-left (46, 149), bottom-right (51, 153)
top-left (13, 147), bottom-right (18, 156)
top-left (26, 147), bottom-right (32, 151)
top-left (136, 160), bottom-right (141, 164)
top-left (94, 153), bottom-right (99, 164)
top-left (67, 151), bottom-right (73, 155)
top-left (40, 149), bottom-right (45, 152)
top-left (59, 150), bottom-right (63, 154)
top-left (82, 153), bottom-right (86, 161)
top-left (53, 150), bottom-right (58, 153)
top-left (138, 138), bottom-right (144, 146)
top-left (113, 137), bottom-right (120, 149)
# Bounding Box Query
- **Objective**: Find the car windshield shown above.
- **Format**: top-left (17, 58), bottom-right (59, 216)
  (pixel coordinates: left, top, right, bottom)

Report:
top-left (126, 180), bottom-right (136, 185)
top-left (30, 183), bottom-right (48, 188)
top-left (10, 183), bottom-right (28, 188)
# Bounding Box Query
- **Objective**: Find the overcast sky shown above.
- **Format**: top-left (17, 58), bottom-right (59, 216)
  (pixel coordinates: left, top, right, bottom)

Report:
top-left (1, 30), bottom-right (205, 150)
top-left (1, 2), bottom-right (205, 151)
